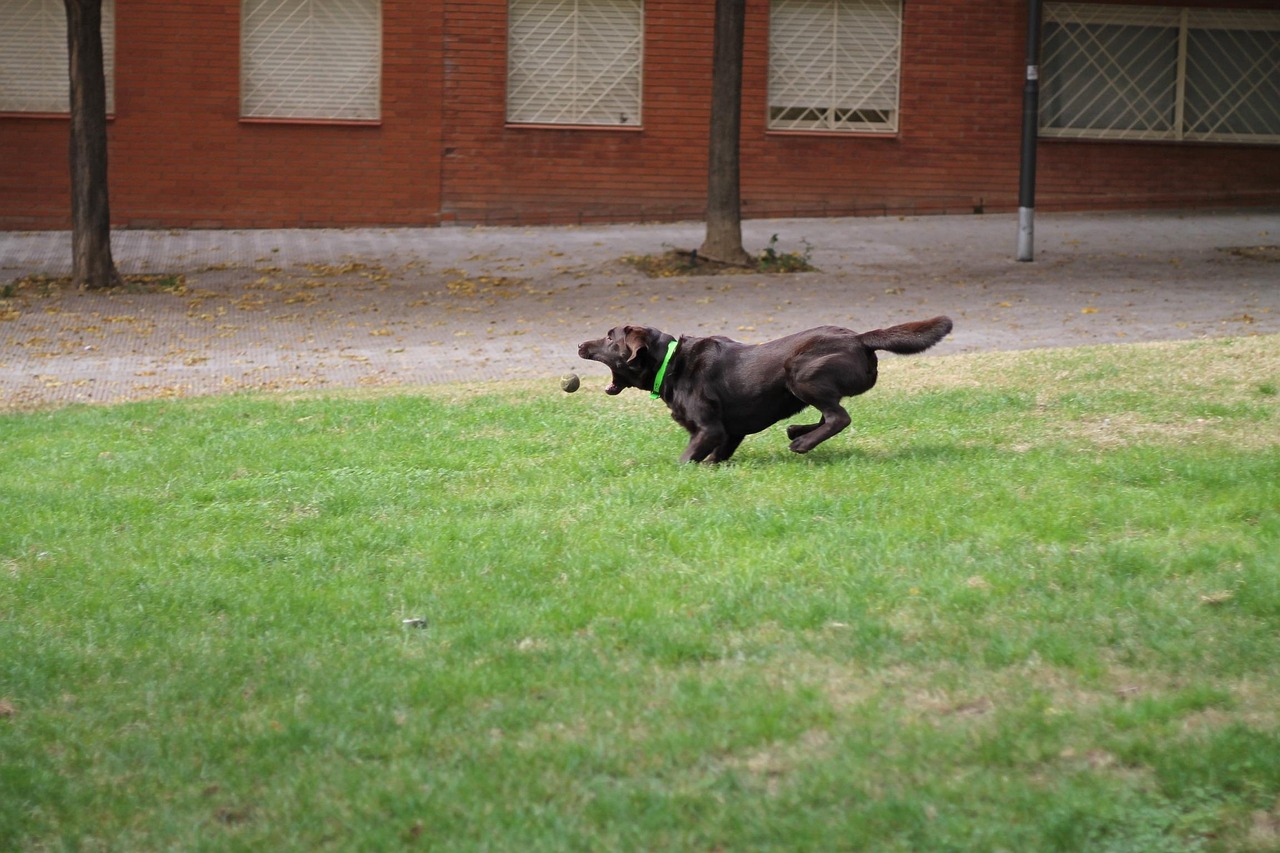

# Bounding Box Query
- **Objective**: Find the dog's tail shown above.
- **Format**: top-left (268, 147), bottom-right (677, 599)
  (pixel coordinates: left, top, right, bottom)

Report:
top-left (857, 316), bottom-right (953, 354)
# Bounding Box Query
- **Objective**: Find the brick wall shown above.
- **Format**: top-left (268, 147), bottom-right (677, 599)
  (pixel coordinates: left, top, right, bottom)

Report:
top-left (0, 0), bottom-right (444, 230)
top-left (1037, 0), bottom-right (1280, 212)
top-left (439, 0), bottom-right (716, 225)
top-left (0, 0), bottom-right (1276, 231)
top-left (441, 0), bottom-right (1019, 225)
top-left (440, 0), bottom-right (1280, 225)
top-left (736, 0), bottom-right (1028, 218)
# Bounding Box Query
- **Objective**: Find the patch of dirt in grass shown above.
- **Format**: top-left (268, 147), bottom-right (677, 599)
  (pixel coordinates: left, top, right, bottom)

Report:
top-left (873, 661), bottom-right (1193, 728)
top-left (728, 729), bottom-right (834, 796)
top-left (211, 803), bottom-right (256, 826)
top-left (1247, 804), bottom-right (1280, 852)
top-left (516, 719), bottom-right (594, 751)
top-left (908, 691), bottom-right (995, 719)
top-left (1069, 411), bottom-right (1269, 450)
top-left (885, 336), bottom-right (1279, 398)
top-left (1180, 677), bottom-right (1280, 732)
top-left (882, 336), bottom-right (1279, 450)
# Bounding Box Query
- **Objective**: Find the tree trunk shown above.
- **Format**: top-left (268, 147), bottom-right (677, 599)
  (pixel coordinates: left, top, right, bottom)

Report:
top-left (699, 0), bottom-right (753, 267)
top-left (65, 0), bottom-right (121, 290)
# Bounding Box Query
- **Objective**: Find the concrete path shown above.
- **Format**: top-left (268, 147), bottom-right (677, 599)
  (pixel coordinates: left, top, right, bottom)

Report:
top-left (2, 209), bottom-right (1277, 409)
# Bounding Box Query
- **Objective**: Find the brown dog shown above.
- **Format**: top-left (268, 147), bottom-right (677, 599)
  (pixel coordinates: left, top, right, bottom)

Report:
top-left (578, 317), bottom-right (952, 462)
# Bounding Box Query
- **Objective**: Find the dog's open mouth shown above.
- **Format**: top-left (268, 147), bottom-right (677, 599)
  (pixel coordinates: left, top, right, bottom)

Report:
top-left (577, 340), bottom-right (627, 394)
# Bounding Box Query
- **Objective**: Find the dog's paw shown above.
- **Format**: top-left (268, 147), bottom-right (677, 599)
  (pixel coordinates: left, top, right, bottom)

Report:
top-left (785, 425), bottom-right (806, 440)
top-left (787, 422), bottom-right (820, 441)
top-left (788, 437), bottom-right (814, 454)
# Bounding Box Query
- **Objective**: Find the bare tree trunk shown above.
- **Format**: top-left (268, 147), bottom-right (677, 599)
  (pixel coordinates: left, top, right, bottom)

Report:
top-left (699, 0), bottom-right (753, 267)
top-left (65, 0), bottom-right (121, 290)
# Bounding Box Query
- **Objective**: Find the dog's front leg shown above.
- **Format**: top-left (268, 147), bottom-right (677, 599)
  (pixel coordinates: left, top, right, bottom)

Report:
top-left (707, 434), bottom-right (744, 463)
top-left (679, 428), bottom-right (727, 463)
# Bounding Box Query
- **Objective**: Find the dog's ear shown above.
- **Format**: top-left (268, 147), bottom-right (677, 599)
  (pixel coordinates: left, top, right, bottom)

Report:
top-left (622, 326), bottom-right (652, 364)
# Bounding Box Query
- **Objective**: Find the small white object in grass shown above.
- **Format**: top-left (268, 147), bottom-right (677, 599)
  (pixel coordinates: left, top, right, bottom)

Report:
top-left (560, 372), bottom-right (581, 393)
top-left (402, 617), bottom-right (428, 628)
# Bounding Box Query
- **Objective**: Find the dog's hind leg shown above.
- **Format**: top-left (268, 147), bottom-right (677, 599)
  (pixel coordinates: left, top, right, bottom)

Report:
top-left (786, 420), bottom-right (822, 441)
top-left (787, 405), bottom-right (850, 453)
top-left (785, 363), bottom-right (856, 453)
top-left (785, 370), bottom-right (852, 453)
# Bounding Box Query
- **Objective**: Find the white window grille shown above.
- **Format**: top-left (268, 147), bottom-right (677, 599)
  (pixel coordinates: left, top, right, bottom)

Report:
top-left (241, 0), bottom-right (381, 121)
top-left (0, 0), bottom-right (115, 114)
top-left (507, 0), bottom-right (643, 127)
top-left (1041, 3), bottom-right (1280, 144)
top-left (768, 0), bottom-right (902, 133)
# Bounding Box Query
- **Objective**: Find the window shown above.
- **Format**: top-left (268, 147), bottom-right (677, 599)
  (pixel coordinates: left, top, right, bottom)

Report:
top-left (768, 0), bottom-right (902, 133)
top-left (241, 0), bottom-right (381, 121)
top-left (507, 0), bottom-right (643, 127)
top-left (1041, 3), bottom-right (1280, 144)
top-left (0, 0), bottom-right (115, 114)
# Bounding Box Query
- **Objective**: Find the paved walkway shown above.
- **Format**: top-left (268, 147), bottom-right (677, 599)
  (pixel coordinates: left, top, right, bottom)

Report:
top-left (2, 209), bottom-right (1278, 409)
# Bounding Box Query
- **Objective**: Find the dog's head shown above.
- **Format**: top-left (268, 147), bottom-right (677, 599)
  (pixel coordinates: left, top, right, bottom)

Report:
top-left (578, 325), bottom-right (674, 395)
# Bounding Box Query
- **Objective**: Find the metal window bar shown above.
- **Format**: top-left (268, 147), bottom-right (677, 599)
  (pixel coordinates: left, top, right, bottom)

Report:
top-left (768, 0), bottom-right (901, 133)
top-left (0, 0), bottom-right (115, 114)
top-left (241, 0), bottom-right (381, 121)
top-left (1041, 2), bottom-right (1280, 144)
top-left (507, 0), bottom-right (643, 126)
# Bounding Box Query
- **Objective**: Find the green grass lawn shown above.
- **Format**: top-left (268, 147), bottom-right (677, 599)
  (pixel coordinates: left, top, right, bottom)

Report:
top-left (3, 336), bottom-right (1278, 851)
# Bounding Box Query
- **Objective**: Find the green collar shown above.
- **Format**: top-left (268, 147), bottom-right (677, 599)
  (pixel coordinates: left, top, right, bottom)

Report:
top-left (650, 339), bottom-right (678, 399)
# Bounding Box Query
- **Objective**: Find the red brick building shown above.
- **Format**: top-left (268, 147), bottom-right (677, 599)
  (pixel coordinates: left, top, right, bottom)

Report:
top-left (1, 0), bottom-right (1277, 230)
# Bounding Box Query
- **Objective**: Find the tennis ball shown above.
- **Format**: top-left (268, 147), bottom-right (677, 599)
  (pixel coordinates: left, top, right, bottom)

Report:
top-left (560, 372), bottom-right (581, 393)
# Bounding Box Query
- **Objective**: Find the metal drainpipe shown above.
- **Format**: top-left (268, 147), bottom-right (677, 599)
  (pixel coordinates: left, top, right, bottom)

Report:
top-left (1017, 0), bottom-right (1043, 262)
